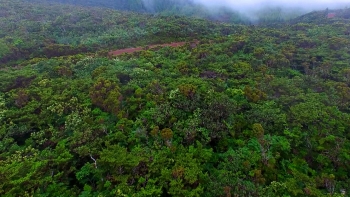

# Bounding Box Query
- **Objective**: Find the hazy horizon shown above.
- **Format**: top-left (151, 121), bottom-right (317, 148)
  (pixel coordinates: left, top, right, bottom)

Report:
top-left (193, 0), bottom-right (350, 9)
top-left (137, 0), bottom-right (350, 22)
top-left (188, 0), bottom-right (350, 21)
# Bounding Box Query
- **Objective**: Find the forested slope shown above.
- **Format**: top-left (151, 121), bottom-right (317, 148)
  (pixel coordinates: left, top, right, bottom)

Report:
top-left (28, 0), bottom-right (251, 24)
top-left (291, 7), bottom-right (350, 24)
top-left (31, 0), bottom-right (309, 24)
top-left (0, 0), bottom-right (241, 66)
top-left (1, 1), bottom-right (350, 196)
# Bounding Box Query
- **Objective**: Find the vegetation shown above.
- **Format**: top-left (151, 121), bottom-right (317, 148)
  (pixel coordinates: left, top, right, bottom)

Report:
top-left (35, 0), bottom-right (307, 24)
top-left (1, 0), bottom-right (350, 196)
top-left (0, 0), bottom-right (243, 66)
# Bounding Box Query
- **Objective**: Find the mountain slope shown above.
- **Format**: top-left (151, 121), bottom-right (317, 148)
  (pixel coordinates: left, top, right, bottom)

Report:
top-left (0, 0), bottom-right (242, 65)
top-left (1, 1), bottom-right (350, 197)
top-left (292, 7), bottom-right (350, 24)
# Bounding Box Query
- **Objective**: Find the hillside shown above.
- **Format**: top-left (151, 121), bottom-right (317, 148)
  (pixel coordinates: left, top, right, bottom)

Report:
top-left (1, 1), bottom-right (350, 196)
top-left (28, 0), bottom-right (250, 23)
top-left (0, 0), bottom-right (242, 66)
top-left (31, 0), bottom-right (310, 24)
top-left (291, 7), bottom-right (350, 24)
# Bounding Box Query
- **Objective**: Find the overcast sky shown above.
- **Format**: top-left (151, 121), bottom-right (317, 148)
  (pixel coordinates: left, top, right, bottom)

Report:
top-left (193, 0), bottom-right (350, 10)
top-left (188, 0), bottom-right (350, 21)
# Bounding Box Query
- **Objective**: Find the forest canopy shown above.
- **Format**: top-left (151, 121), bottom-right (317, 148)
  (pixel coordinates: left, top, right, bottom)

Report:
top-left (0, 0), bottom-right (350, 196)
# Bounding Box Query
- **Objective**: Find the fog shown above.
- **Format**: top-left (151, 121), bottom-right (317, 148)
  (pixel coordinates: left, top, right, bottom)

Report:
top-left (188, 0), bottom-right (350, 22)
top-left (193, 0), bottom-right (350, 10)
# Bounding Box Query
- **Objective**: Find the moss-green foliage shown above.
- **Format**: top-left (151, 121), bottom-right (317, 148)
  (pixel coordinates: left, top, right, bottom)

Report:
top-left (0, 0), bottom-right (245, 66)
top-left (1, 1), bottom-right (350, 196)
top-left (34, 0), bottom-right (253, 23)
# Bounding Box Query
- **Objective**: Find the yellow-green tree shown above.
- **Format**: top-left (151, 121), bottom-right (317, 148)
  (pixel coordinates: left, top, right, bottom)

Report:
top-left (89, 78), bottom-right (122, 115)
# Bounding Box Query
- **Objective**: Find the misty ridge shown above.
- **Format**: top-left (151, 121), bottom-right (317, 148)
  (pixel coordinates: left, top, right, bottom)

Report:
top-left (193, 0), bottom-right (350, 10)
top-left (38, 0), bottom-right (350, 23)
top-left (192, 0), bottom-right (350, 21)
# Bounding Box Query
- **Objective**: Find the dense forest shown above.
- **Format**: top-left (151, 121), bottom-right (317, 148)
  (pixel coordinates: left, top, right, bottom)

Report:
top-left (1, 0), bottom-right (350, 196)
top-left (29, 0), bottom-right (308, 24)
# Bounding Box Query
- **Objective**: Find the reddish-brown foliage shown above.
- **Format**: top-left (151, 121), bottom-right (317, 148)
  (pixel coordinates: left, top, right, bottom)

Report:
top-left (327, 13), bottom-right (336, 18)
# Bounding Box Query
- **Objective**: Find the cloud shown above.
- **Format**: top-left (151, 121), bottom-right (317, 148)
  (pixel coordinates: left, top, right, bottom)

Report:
top-left (191, 0), bottom-right (350, 21)
top-left (193, 0), bottom-right (350, 10)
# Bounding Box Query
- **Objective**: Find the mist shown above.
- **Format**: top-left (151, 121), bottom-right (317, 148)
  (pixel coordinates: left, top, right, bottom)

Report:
top-left (192, 0), bottom-right (350, 21)
top-left (193, 0), bottom-right (350, 10)
top-left (138, 0), bottom-right (350, 23)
